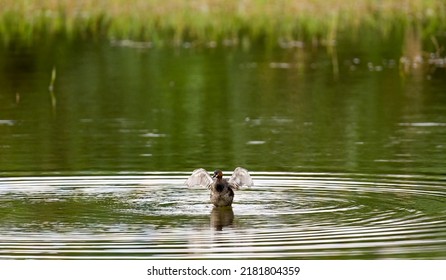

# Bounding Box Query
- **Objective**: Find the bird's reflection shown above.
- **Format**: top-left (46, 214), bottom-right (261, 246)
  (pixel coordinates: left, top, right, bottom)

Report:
top-left (210, 207), bottom-right (234, 231)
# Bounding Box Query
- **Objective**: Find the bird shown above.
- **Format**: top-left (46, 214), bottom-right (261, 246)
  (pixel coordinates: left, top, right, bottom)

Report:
top-left (185, 167), bottom-right (253, 207)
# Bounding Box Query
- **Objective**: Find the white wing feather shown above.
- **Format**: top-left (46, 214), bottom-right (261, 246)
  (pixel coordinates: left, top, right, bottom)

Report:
top-left (228, 167), bottom-right (253, 189)
top-left (185, 168), bottom-right (213, 188)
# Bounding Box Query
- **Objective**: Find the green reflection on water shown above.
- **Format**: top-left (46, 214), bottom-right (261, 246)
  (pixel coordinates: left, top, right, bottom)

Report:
top-left (0, 38), bottom-right (445, 176)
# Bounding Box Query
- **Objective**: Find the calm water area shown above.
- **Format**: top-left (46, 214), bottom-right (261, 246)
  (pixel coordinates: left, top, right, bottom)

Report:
top-left (0, 36), bottom-right (445, 259)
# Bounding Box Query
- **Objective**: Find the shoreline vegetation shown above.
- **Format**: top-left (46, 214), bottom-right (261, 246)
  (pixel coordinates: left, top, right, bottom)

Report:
top-left (0, 0), bottom-right (445, 46)
top-left (0, 0), bottom-right (445, 74)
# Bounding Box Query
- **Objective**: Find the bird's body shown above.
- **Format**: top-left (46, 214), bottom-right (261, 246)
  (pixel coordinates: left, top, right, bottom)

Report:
top-left (185, 167), bottom-right (253, 207)
top-left (210, 172), bottom-right (235, 207)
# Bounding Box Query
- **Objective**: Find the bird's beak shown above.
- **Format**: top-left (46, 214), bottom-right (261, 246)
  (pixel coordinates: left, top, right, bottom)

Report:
top-left (212, 174), bottom-right (217, 178)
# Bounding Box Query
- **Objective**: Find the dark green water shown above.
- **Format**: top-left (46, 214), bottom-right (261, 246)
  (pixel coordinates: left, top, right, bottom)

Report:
top-left (0, 39), bottom-right (445, 259)
top-left (1, 40), bottom-right (446, 174)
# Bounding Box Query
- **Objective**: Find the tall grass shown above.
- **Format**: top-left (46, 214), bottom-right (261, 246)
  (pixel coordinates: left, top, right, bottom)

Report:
top-left (0, 0), bottom-right (445, 46)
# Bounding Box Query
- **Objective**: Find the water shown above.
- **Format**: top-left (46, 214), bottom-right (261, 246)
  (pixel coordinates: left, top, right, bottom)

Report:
top-left (0, 173), bottom-right (445, 259)
top-left (0, 39), bottom-right (446, 259)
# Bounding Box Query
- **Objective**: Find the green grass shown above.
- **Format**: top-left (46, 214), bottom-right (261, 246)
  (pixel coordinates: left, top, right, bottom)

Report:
top-left (0, 0), bottom-right (445, 46)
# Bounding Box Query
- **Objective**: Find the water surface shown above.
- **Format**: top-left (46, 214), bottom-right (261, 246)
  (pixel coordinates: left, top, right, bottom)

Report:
top-left (0, 172), bottom-right (445, 259)
top-left (0, 39), bottom-right (445, 259)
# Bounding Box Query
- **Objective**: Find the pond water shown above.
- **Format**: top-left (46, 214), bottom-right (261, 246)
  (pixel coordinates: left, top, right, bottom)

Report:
top-left (0, 38), bottom-right (445, 259)
top-left (1, 172), bottom-right (445, 259)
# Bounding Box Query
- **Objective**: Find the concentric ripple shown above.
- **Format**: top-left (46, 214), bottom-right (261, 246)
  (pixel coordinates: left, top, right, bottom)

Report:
top-left (0, 172), bottom-right (445, 259)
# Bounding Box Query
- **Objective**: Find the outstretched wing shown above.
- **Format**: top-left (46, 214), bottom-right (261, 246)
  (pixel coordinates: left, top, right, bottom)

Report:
top-left (228, 167), bottom-right (253, 189)
top-left (185, 168), bottom-right (213, 188)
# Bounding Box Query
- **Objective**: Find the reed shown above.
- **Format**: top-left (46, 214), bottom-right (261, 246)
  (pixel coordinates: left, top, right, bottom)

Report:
top-left (48, 66), bottom-right (57, 111)
top-left (0, 0), bottom-right (445, 46)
